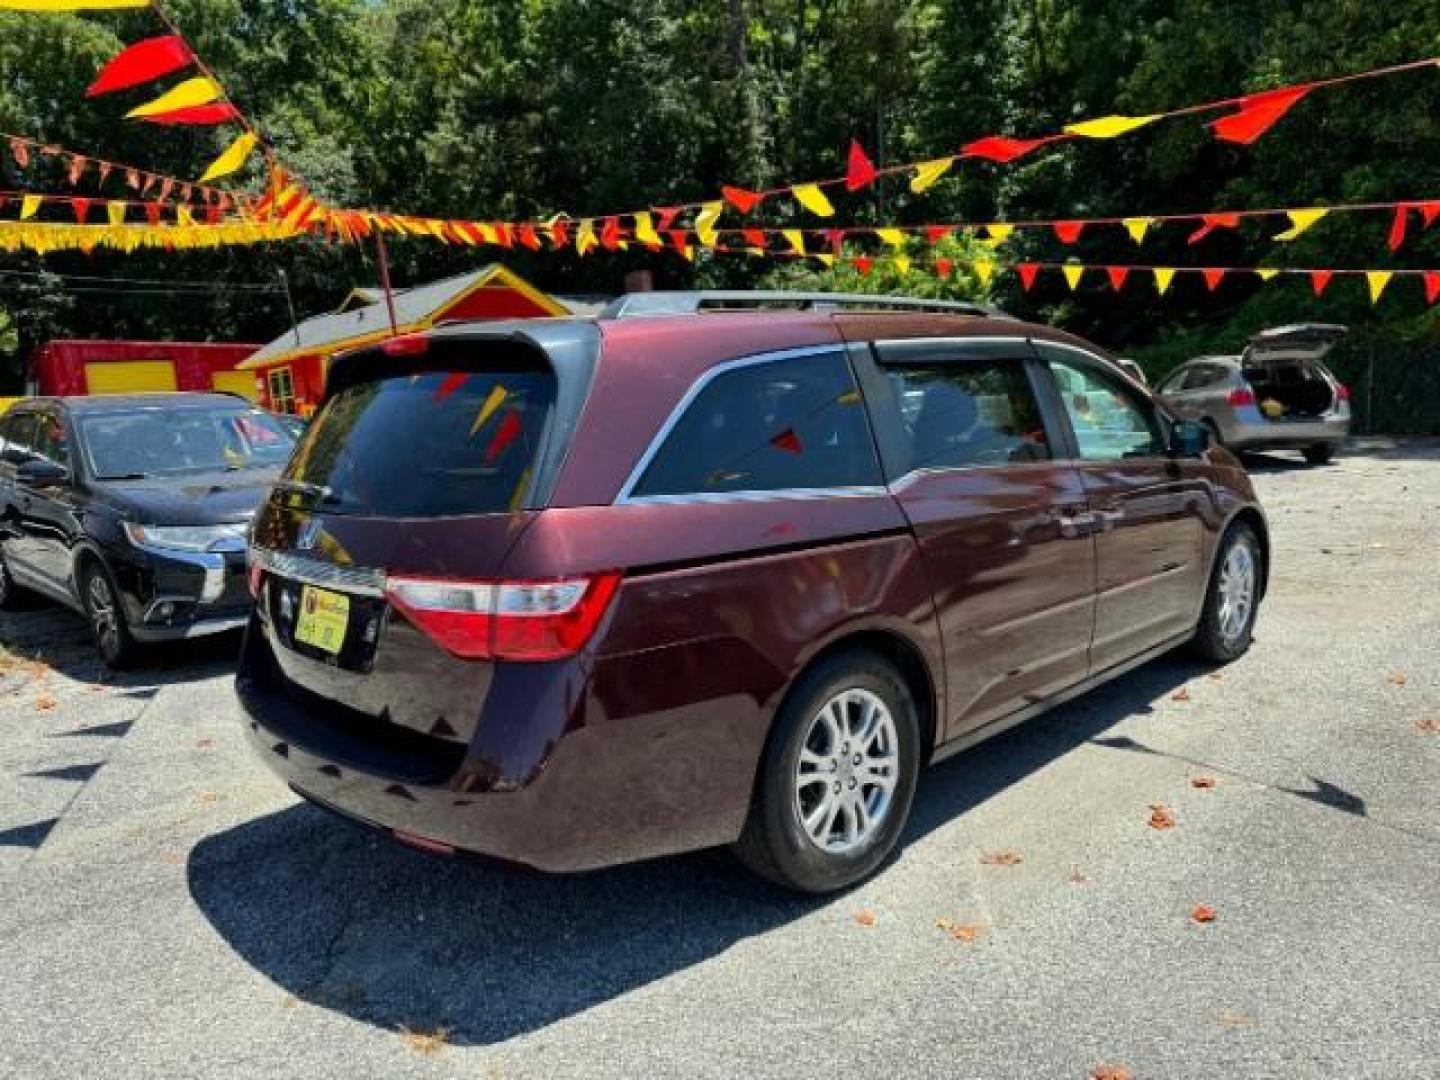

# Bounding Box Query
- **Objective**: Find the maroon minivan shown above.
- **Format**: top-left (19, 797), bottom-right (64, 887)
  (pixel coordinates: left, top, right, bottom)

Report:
top-left (237, 292), bottom-right (1267, 893)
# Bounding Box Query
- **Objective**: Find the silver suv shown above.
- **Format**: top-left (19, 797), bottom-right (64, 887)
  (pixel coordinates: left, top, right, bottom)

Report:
top-left (1156, 324), bottom-right (1350, 465)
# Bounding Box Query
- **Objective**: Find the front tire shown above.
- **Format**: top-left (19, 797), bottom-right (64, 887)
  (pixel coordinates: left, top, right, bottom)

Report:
top-left (734, 650), bottom-right (921, 894)
top-left (1190, 523), bottom-right (1262, 663)
top-left (82, 560), bottom-right (141, 669)
top-left (1302, 443), bottom-right (1335, 465)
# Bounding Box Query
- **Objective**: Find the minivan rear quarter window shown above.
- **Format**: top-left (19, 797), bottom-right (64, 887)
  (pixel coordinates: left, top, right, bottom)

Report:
top-left (287, 368), bottom-right (555, 516)
top-left (631, 349), bottom-right (881, 498)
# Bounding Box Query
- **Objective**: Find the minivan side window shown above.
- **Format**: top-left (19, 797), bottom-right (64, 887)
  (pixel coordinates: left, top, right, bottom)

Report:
top-left (631, 349), bottom-right (882, 498)
top-left (1049, 356), bottom-right (1165, 461)
top-left (882, 358), bottom-right (1050, 475)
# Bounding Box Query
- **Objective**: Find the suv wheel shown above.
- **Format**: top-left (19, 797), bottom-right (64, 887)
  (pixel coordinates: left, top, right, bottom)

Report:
top-left (1302, 443), bottom-right (1335, 465)
top-left (82, 561), bottom-right (140, 670)
top-left (735, 650), bottom-right (920, 893)
top-left (1190, 523), bottom-right (1262, 663)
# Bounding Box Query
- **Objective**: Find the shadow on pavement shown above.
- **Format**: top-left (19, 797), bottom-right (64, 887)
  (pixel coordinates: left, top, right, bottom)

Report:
top-left (189, 650), bottom-right (1203, 1046)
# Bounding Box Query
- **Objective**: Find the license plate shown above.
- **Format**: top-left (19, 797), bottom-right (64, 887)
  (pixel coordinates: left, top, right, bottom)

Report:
top-left (294, 585), bottom-right (350, 655)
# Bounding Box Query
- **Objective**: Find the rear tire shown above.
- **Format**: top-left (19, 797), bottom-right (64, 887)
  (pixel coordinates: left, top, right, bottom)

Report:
top-left (1190, 523), bottom-right (1262, 663)
top-left (734, 649), bottom-right (920, 894)
top-left (1302, 443), bottom-right (1335, 465)
top-left (81, 560), bottom-right (141, 670)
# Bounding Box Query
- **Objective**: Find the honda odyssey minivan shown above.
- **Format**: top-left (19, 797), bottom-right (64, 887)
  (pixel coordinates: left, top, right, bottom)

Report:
top-left (237, 292), bottom-right (1268, 893)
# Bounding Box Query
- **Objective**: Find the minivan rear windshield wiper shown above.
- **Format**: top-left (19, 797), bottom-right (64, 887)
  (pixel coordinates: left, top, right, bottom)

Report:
top-left (272, 479), bottom-right (335, 502)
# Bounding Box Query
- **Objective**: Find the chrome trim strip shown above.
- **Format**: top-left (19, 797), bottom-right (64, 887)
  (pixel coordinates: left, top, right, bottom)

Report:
top-left (622, 485), bottom-right (888, 507)
top-left (614, 344), bottom-right (853, 504)
top-left (870, 335), bottom-right (1034, 350)
top-left (251, 549), bottom-right (387, 597)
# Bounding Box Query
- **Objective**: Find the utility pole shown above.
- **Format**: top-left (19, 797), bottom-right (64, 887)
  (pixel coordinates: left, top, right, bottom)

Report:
top-left (374, 229), bottom-right (400, 336)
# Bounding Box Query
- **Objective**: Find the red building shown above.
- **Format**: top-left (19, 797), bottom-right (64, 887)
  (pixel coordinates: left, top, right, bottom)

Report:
top-left (241, 264), bottom-right (572, 415)
top-left (29, 340), bottom-right (261, 400)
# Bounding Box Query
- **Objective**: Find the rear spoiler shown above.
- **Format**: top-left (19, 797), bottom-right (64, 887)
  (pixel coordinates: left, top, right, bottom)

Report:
top-left (1242, 323), bottom-right (1347, 363)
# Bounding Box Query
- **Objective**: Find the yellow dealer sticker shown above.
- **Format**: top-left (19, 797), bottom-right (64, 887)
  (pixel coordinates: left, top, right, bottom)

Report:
top-left (295, 585), bottom-right (350, 655)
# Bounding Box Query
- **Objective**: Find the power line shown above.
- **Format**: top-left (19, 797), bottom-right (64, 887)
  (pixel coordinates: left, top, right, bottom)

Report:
top-left (0, 268), bottom-right (281, 290)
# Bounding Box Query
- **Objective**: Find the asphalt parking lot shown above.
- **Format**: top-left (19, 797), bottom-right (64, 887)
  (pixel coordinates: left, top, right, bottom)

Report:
top-left (2, 439), bottom-right (1437, 1080)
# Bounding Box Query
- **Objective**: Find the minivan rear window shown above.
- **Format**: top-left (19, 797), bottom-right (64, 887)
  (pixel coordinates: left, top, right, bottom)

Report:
top-left (285, 369), bottom-right (555, 516)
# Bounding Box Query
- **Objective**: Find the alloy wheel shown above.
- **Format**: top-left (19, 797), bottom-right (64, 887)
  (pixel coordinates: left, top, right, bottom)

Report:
top-left (793, 688), bottom-right (899, 854)
top-left (86, 571), bottom-right (120, 661)
top-left (1216, 542), bottom-right (1255, 644)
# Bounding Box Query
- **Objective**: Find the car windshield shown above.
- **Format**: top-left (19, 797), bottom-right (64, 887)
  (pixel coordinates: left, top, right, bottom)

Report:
top-left (80, 406), bottom-right (296, 479)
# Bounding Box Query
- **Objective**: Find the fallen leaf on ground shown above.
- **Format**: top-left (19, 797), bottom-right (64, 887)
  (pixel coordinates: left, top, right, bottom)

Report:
top-left (1148, 804), bottom-right (1176, 829)
top-left (935, 917), bottom-right (984, 942)
top-left (1191, 904), bottom-right (1217, 924)
top-left (281, 995), bottom-right (299, 1009)
top-left (1091, 1066), bottom-right (1133, 1080)
top-left (158, 851), bottom-right (184, 865)
top-left (1217, 1009), bottom-right (1256, 1028)
top-left (980, 850), bottom-right (1022, 866)
top-left (399, 1025), bottom-right (450, 1056)
top-left (1190, 775), bottom-right (1217, 789)
top-left (1171, 687), bottom-right (1191, 702)
top-left (1417, 718), bottom-right (1440, 734)
top-left (1066, 868), bottom-right (1091, 885)
top-left (194, 737), bottom-right (215, 749)
top-left (198, 792), bottom-right (223, 804)
top-left (35, 694), bottom-right (57, 711)
top-left (853, 909), bottom-right (877, 927)
top-left (1388, 670), bottom-right (1406, 686)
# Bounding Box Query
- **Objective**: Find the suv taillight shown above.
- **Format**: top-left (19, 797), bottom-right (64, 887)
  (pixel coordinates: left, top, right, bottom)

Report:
top-left (1227, 387), bottom-right (1257, 408)
top-left (385, 573), bottom-right (622, 661)
top-left (1336, 382), bottom-right (1351, 401)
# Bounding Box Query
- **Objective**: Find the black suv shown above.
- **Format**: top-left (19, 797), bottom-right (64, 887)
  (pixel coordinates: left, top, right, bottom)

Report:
top-left (0, 394), bottom-right (295, 666)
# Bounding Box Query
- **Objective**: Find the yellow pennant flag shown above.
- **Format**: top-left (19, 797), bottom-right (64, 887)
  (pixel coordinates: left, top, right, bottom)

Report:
top-left (106, 201), bottom-right (126, 226)
top-left (1153, 267), bottom-right (1176, 295)
top-left (782, 229), bottom-right (806, 256)
top-left (1064, 114), bottom-right (1162, 139)
top-left (973, 260), bottom-right (996, 287)
top-left (893, 255), bottom-right (912, 275)
top-left (1366, 271), bottom-right (1393, 304)
top-left (177, 205), bottom-right (196, 226)
top-left (792, 183), bottom-right (834, 218)
top-left (693, 201), bottom-right (724, 247)
top-left (0, 0), bottom-right (147, 8)
top-left (1062, 264), bottom-right (1085, 290)
top-left (469, 385), bottom-right (508, 436)
top-left (813, 253), bottom-right (835, 268)
top-left (198, 132), bottom-right (258, 184)
top-left (126, 77), bottom-right (223, 119)
top-left (20, 195), bottom-right (42, 220)
top-left (1122, 217), bottom-right (1154, 244)
top-left (983, 223), bottom-right (1014, 247)
top-left (633, 212), bottom-right (661, 247)
top-left (875, 227), bottom-right (907, 248)
top-left (1256, 267), bottom-right (1280, 281)
top-left (576, 219), bottom-right (597, 254)
top-left (1272, 207), bottom-right (1328, 241)
top-left (909, 158), bottom-right (952, 194)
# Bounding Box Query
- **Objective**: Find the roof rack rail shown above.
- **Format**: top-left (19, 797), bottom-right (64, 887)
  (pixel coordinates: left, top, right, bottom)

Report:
top-left (599, 290), bottom-right (1006, 320)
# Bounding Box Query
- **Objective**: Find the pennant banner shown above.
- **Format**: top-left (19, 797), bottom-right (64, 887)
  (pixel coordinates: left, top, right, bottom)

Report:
top-left (87, 35), bottom-right (194, 97)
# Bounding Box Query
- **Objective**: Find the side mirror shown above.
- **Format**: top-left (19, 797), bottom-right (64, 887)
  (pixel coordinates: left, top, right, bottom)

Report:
top-left (1168, 419), bottom-right (1211, 459)
top-left (16, 459), bottom-right (69, 488)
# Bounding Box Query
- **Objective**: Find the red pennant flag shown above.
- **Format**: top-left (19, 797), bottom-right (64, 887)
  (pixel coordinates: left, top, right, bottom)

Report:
top-left (67, 155), bottom-right (87, 186)
top-left (206, 205), bottom-right (222, 225)
top-left (9, 138), bottom-right (29, 168)
top-left (826, 228), bottom-right (845, 255)
top-left (1210, 85), bottom-right (1312, 145)
top-left (87, 36), bottom-right (193, 98)
top-left (432, 372), bottom-right (468, 403)
top-left (144, 202), bottom-right (162, 226)
top-left (1420, 201), bottom-right (1440, 228)
top-left (960, 135), bottom-right (1053, 163)
top-left (1017, 263), bottom-right (1041, 291)
top-left (549, 219), bottom-right (570, 249)
top-left (845, 139), bottom-right (878, 191)
top-left (852, 255), bottom-right (873, 276)
top-left (1202, 268), bottom-right (1226, 291)
top-left (770, 429), bottom-right (803, 455)
top-left (655, 206), bottom-right (681, 231)
top-left (493, 222), bottom-right (514, 249)
top-left (742, 228), bottom-right (767, 248)
top-left (1388, 205), bottom-right (1409, 252)
top-left (1424, 271), bottom-right (1440, 305)
top-left (721, 185), bottom-right (763, 214)
top-left (667, 229), bottom-right (689, 255)
top-left (1310, 269), bottom-right (1333, 296)
top-left (1053, 220), bottom-right (1084, 244)
top-left (518, 223), bottom-right (541, 250)
top-left (925, 226), bottom-right (953, 245)
top-left (137, 103), bottom-right (241, 126)
top-left (1107, 266), bottom-right (1130, 291)
top-left (71, 198), bottom-right (91, 224)
top-left (934, 257), bottom-right (954, 278)
top-left (599, 217), bottom-right (620, 250)
top-left (484, 410), bottom-right (523, 464)
top-left (1188, 213), bottom-right (1241, 244)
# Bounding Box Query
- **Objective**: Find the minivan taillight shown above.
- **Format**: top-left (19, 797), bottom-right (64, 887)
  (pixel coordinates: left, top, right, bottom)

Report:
top-left (385, 572), bottom-right (622, 661)
top-left (1227, 387), bottom-right (1257, 408)
top-left (1336, 382), bottom-right (1351, 401)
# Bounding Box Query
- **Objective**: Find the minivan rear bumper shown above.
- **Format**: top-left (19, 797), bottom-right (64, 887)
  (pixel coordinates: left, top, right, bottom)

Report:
top-left (235, 617), bottom-right (755, 872)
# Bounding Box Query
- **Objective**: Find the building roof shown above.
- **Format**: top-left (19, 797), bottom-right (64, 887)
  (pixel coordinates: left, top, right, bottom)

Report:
top-left (242, 264), bottom-right (572, 370)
